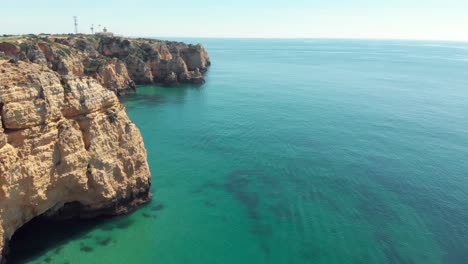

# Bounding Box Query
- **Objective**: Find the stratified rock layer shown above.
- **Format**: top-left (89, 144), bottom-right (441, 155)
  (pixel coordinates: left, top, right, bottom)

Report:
top-left (0, 35), bottom-right (211, 94)
top-left (0, 60), bottom-right (151, 262)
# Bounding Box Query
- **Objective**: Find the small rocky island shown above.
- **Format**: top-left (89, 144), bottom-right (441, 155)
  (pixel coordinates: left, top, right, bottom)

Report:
top-left (0, 34), bottom-right (210, 262)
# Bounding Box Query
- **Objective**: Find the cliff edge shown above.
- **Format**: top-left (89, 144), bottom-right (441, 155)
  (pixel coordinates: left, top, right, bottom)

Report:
top-left (0, 34), bottom-right (211, 94)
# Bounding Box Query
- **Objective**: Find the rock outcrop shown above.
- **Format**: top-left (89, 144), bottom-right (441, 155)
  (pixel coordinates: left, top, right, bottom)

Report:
top-left (0, 59), bottom-right (151, 262)
top-left (0, 35), bottom-right (211, 93)
top-left (0, 34), bottom-right (210, 262)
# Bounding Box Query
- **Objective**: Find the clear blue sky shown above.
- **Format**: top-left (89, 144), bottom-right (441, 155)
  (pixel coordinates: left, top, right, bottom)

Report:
top-left (2, 0), bottom-right (468, 40)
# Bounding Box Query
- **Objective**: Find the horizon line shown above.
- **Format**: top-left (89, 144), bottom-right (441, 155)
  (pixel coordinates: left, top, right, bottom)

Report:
top-left (142, 36), bottom-right (468, 43)
top-left (2, 33), bottom-right (468, 43)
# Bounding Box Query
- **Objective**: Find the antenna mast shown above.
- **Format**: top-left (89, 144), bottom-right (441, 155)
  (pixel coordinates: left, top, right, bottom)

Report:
top-left (73, 16), bottom-right (78, 34)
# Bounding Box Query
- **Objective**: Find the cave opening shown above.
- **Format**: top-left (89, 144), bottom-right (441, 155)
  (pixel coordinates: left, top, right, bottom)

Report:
top-left (6, 202), bottom-right (114, 264)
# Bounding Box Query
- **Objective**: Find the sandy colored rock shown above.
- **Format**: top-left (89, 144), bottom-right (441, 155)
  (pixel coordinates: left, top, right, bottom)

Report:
top-left (124, 55), bottom-right (154, 84)
top-left (96, 58), bottom-right (135, 95)
top-left (0, 60), bottom-right (151, 262)
top-left (1, 35), bottom-right (211, 90)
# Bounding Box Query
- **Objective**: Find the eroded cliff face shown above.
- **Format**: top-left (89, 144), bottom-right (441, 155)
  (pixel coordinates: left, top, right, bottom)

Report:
top-left (0, 60), bottom-right (151, 262)
top-left (0, 34), bottom-right (210, 262)
top-left (0, 35), bottom-right (211, 94)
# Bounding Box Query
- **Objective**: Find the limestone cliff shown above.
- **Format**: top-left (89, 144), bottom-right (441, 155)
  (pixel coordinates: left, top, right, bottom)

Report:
top-left (0, 34), bottom-right (210, 262)
top-left (0, 35), bottom-right (211, 94)
top-left (0, 59), bottom-right (151, 262)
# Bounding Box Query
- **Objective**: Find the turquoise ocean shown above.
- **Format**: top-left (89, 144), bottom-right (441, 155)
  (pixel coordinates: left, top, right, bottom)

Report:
top-left (9, 39), bottom-right (468, 263)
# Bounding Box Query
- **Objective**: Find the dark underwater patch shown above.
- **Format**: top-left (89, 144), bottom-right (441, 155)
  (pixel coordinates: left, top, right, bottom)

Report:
top-left (352, 183), bottom-right (402, 227)
top-left (251, 225), bottom-right (272, 236)
top-left (299, 242), bottom-right (322, 261)
top-left (269, 201), bottom-right (294, 220)
top-left (53, 246), bottom-right (63, 255)
top-left (304, 190), bottom-right (343, 213)
top-left (367, 164), bottom-right (468, 264)
top-left (120, 94), bottom-right (167, 109)
top-left (142, 212), bottom-right (152, 218)
top-left (190, 182), bottom-right (220, 194)
top-left (151, 203), bottom-right (165, 211)
top-left (376, 231), bottom-right (414, 264)
top-left (96, 236), bottom-right (113, 246)
top-left (79, 244), bottom-right (93, 253)
top-left (115, 219), bottom-right (134, 229)
top-left (224, 170), bottom-right (261, 220)
top-left (204, 201), bottom-right (216, 207)
top-left (190, 188), bottom-right (204, 194)
top-left (259, 240), bottom-right (271, 255)
top-left (100, 224), bottom-right (114, 231)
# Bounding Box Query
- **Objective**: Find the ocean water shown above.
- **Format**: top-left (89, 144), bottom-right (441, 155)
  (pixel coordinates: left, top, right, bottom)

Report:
top-left (9, 39), bottom-right (468, 264)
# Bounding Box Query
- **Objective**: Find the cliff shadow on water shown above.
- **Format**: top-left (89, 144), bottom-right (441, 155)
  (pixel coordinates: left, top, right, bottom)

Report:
top-left (120, 83), bottom-right (206, 107)
top-left (6, 205), bottom-right (137, 264)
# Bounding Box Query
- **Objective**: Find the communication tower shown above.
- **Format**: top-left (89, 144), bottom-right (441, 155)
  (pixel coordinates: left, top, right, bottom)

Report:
top-left (73, 16), bottom-right (78, 34)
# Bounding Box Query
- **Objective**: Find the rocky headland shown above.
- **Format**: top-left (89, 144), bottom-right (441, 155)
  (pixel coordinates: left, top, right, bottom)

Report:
top-left (0, 34), bottom-right (210, 262)
top-left (0, 34), bottom-right (211, 94)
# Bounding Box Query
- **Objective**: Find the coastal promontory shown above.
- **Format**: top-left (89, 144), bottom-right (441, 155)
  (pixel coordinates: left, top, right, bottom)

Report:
top-left (1, 34), bottom-right (211, 93)
top-left (0, 34), bottom-right (210, 262)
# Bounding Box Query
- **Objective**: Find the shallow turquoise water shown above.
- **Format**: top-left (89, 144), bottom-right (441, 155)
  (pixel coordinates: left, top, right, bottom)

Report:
top-left (9, 39), bottom-right (468, 263)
